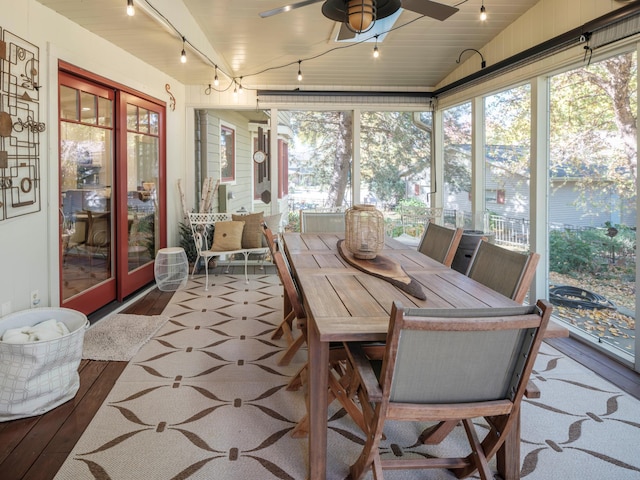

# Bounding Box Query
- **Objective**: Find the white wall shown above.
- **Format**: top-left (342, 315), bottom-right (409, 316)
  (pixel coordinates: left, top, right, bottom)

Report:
top-left (0, 0), bottom-right (188, 314)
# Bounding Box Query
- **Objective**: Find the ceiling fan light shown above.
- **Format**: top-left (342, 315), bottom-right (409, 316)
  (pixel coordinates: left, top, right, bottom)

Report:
top-left (347, 0), bottom-right (376, 33)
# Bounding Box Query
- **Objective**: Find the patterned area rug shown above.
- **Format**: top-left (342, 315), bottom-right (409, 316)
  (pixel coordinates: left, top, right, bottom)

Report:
top-left (55, 275), bottom-right (640, 480)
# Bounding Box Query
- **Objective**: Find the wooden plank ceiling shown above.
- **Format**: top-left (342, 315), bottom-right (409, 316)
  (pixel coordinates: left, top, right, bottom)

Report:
top-left (35, 0), bottom-right (539, 91)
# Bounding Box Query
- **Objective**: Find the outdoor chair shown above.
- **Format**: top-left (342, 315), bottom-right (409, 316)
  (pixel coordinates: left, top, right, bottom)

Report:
top-left (417, 222), bottom-right (463, 267)
top-left (466, 240), bottom-right (540, 304)
top-left (345, 300), bottom-right (552, 480)
top-left (299, 209), bottom-right (345, 233)
top-left (263, 224), bottom-right (371, 438)
top-left (267, 227), bottom-right (308, 367)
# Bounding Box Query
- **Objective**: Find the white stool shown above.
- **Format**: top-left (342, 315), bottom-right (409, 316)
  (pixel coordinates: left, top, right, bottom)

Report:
top-left (154, 247), bottom-right (189, 292)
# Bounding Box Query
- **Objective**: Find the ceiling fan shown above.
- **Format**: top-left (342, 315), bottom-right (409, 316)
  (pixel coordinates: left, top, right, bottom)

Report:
top-left (259, 0), bottom-right (459, 40)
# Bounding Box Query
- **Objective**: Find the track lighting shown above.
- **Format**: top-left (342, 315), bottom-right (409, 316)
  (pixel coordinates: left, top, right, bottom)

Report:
top-left (297, 60), bottom-right (303, 82)
top-left (126, 0), bottom-right (135, 17)
top-left (180, 36), bottom-right (187, 63)
top-left (373, 35), bottom-right (379, 58)
top-left (214, 66), bottom-right (219, 86)
top-left (480, 2), bottom-right (487, 21)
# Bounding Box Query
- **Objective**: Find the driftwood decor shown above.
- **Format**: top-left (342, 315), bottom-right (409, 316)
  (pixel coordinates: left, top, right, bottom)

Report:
top-left (337, 240), bottom-right (426, 300)
top-left (0, 27), bottom-right (42, 221)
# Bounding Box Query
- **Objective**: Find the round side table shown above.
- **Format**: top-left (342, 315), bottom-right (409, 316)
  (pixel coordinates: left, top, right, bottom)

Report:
top-left (154, 247), bottom-right (189, 291)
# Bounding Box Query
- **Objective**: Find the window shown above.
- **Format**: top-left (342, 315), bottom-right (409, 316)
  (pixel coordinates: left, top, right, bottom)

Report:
top-left (220, 124), bottom-right (235, 182)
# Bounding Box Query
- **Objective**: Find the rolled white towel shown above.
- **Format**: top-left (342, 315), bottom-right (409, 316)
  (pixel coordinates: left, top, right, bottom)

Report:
top-left (30, 319), bottom-right (70, 341)
top-left (1, 319), bottom-right (70, 343)
top-left (1, 327), bottom-right (32, 344)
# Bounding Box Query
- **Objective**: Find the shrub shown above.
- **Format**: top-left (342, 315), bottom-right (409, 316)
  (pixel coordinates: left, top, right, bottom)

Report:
top-left (549, 229), bottom-right (596, 274)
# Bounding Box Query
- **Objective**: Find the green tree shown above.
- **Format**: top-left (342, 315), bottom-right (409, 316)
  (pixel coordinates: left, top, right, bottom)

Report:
top-left (550, 51), bottom-right (636, 213)
top-left (291, 110), bottom-right (432, 208)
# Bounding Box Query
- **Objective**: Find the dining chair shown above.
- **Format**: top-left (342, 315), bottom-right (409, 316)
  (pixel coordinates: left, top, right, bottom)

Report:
top-left (263, 224), bottom-right (370, 438)
top-left (270, 236), bottom-right (308, 367)
top-left (299, 209), bottom-right (345, 233)
top-left (417, 222), bottom-right (463, 267)
top-left (465, 240), bottom-right (540, 304)
top-left (345, 299), bottom-right (552, 480)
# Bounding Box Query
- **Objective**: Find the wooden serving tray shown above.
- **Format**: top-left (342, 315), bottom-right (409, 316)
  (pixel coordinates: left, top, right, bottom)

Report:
top-left (337, 240), bottom-right (426, 300)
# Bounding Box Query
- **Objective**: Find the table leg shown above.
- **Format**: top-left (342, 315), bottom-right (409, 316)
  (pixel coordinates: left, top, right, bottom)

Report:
top-left (497, 407), bottom-right (521, 480)
top-left (308, 316), bottom-right (329, 480)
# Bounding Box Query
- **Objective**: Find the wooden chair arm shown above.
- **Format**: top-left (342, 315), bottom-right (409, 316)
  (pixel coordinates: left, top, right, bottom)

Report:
top-left (345, 342), bottom-right (383, 402)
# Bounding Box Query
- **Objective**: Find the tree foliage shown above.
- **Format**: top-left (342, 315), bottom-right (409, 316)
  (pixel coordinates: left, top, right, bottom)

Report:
top-left (290, 110), bottom-right (432, 208)
top-left (550, 51), bottom-right (637, 212)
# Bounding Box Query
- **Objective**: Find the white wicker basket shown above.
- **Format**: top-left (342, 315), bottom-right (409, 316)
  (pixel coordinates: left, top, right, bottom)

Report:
top-left (0, 308), bottom-right (89, 422)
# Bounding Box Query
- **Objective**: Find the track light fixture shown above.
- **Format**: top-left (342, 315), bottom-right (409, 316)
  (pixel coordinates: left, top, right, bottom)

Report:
top-left (373, 35), bottom-right (379, 58)
top-left (297, 60), bottom-right (303, 82)
top-left (180, 36), bottom-right (187, 63)
top-left (480, 2), bottom-right (487, 21)
top-left (126, 0), bottom-right (135, 16)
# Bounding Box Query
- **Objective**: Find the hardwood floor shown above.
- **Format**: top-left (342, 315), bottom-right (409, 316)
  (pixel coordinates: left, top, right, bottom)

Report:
top-left (0, 287), bottom-right (174, 480)
top-left (1, 275), bottom-right (638, 480)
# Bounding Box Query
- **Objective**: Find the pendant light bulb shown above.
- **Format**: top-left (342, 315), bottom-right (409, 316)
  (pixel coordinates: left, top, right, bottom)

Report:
top-left (373, 36), bottom-right (379, 59)
top-left (180, 37), bottom-right (187, 63)
top-left (127, 0), bottom-right (135, 16)
top-left (214, 66), bottom-right (219, 86)
top-left (233, 82), bottom-right (238, 97)
top-left (297, 60), bottom-right (303, 82)
top-left (238, 78), bottom-right (243, 94)
top-left (480, 4), bottom-right (487, 21)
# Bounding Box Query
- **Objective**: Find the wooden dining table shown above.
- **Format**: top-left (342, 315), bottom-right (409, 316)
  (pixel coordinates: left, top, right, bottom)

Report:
top-left (281, 232), bottom-right (568, 480)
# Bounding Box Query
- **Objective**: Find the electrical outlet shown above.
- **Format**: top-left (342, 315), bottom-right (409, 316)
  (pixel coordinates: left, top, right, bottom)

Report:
top-left (1, 301), bottom-right (11, 317)
top-left (30, 290), bottom-right (40, 308)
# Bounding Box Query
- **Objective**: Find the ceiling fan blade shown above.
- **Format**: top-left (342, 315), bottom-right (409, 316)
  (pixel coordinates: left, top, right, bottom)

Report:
top-left (401, 0), bottom-right (459, 21)
top-left (259, 0), bottom-right (324, 18)
top-left (337, 23), bottom-right (356, 41)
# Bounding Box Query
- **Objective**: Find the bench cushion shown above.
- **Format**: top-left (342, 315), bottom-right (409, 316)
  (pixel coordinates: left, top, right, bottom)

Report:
top-left (233, 212), bottom-right (264, 249)
top-left (211, 220), bottom-right (244, 251)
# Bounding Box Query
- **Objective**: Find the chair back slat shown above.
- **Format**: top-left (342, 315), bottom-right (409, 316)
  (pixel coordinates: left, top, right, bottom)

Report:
top-left (417, 223), bottom-right (463, 267)
top-left (466, 241), bottom-right (539, 303)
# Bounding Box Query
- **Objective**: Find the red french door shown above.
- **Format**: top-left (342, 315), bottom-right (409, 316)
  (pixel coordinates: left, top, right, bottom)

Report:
top-left (58, 66), bottom-right (165, 315)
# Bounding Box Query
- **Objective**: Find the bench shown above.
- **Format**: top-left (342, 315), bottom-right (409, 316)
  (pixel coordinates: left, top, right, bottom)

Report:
top-left (188, 212), bottom-right (269, 289)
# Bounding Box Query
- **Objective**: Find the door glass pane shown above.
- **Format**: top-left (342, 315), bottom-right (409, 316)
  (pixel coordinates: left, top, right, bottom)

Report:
top-left (60, 119), bottom-right (113, 302)
top-left (442, 102), bottom-right (472, 228)
top-left (98, 97), bottom-right (112, 127)
top-left (549, 50), bottom-right (637, 360)
top-left (149, 111), bottom-right (159, 135)
top-left (127, 104), bottom-right (138, 130)
top-left (126, 111), bottom-right (158, 272)
top-left (60, 85), bottom-right (78, 121)
top-left (80, 92), bottom-right (97, 125)
top-left (139, 108), bottom-right (149, 134)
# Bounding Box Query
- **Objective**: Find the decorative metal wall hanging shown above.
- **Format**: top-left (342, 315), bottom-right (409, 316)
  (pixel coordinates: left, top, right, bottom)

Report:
top-left (0, 27), bottom-right (43, 221)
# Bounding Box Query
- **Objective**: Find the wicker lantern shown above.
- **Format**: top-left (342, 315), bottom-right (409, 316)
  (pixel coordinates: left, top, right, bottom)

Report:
top-left (345, 204), bottom-right (385, 259)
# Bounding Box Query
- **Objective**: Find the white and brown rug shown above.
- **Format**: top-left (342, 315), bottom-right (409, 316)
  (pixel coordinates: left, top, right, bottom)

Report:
top-left (55, 274), bottom-right (640, 480)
